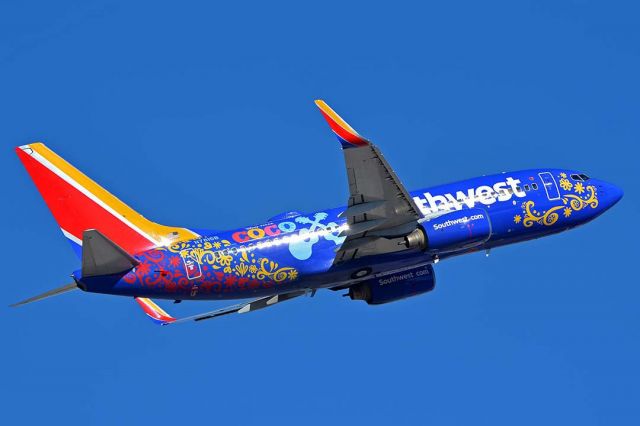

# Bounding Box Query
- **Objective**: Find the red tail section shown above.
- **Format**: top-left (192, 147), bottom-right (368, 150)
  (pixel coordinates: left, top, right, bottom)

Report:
top-left (16, 143), bottom-right (198, 255)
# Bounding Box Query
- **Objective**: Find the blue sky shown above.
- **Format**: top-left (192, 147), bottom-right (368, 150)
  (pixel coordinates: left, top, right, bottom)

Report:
top-left (1, 1), bottom-right (638, 424)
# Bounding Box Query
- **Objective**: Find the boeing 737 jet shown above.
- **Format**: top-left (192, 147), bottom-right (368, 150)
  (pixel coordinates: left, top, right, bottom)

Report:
top-left (12, 100), bottom-right (623, 324)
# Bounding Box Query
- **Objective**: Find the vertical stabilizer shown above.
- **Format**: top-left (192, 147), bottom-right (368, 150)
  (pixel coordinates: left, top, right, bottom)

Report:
top-left (16, 143), bottom-right (199, 256)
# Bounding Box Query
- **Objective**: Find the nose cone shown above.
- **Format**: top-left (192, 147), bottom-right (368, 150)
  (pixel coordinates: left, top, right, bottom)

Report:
top-left (599, 180), bottom-right (624, 210)
top-left (610, 183), bottom-right (624, 205)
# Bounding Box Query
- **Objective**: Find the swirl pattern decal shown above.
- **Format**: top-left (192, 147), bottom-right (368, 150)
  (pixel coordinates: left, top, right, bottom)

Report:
top-left (514, 173), bottom-right (599, 228)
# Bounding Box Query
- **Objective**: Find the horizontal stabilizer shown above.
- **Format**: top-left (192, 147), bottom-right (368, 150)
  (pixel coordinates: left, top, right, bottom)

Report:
top-left (82, 229), bottom-right (139, 277)
top-left (10, 283), bottom-right (78, 307)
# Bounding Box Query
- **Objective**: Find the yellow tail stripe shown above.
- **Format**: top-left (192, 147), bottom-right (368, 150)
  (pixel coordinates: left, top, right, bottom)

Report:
top-left (29, 143), bottom-right (198, 245)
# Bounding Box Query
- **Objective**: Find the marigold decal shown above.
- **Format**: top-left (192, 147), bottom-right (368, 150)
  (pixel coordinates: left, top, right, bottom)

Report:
top-left (559, 178), bottom-right (573, 191)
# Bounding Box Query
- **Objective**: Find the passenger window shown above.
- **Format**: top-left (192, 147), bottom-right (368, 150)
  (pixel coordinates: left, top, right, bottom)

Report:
top-left (532, 183), bottom-right (538, 190)
top-left (524, 184), bottom-right (530, 191)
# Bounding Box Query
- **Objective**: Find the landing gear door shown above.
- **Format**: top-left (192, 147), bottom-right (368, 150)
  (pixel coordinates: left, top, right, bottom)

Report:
top-left (539, 172), bottom-right (560, 200)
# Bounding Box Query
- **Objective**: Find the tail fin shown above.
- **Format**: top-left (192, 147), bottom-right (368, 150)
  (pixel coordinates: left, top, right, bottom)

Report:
top-left (16, 143), bottom-right (198, 256)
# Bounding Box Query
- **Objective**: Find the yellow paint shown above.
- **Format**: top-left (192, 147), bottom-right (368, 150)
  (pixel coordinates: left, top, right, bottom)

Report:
top-left (314, 100), bottom-right (362, 137)
top-left (28, 143), bottom-right (198, 245)
top-left (139, 297), bottom-right (172, 317)
top-left (517, 184), bottom-right (599, 228)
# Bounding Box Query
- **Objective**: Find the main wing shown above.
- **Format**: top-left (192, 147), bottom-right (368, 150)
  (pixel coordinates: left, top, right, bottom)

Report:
top-left (136, 291), bottom-right (307, 325)
top-left (315, 100), bottom-right (423, 263)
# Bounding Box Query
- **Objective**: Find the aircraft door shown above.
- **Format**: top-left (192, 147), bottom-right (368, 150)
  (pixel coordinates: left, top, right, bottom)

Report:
top-left (539, 172), bottom-right (560, 200)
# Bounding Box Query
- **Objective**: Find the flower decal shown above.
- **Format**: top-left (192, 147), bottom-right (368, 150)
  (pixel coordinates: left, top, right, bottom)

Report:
top-left (514, 214), bottom-right (522, 224)
top-left (235, 263), bottom-right (249, 276)
top-left (559, 178), bottom-right (573, 191)
top-left (574, 182), bottom-right (584, 194)
top-left (563, 207), bottom-right (572, 218)
top-left (560, 172), bottom-right (567, 178)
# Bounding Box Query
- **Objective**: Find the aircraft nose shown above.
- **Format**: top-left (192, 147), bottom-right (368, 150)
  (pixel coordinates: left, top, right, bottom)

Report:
top-left (597, 180), bottom-right (624, 209)
top-left (610, 183), bottom-right (624, 204)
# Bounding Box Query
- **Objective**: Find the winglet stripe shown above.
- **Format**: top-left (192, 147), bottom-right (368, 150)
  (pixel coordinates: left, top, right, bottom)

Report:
top-left (135, 297), bottom-right (176, 325)
top-left (315, 100), bottom-right (369, 147)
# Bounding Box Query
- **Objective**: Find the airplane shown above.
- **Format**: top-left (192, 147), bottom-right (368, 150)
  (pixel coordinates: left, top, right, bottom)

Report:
top-left (11, 100), bottom-right (623, 325)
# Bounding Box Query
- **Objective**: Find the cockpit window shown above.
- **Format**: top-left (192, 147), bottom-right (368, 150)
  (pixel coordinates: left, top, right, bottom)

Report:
top-left (570, 173), bottom-right (591, 182)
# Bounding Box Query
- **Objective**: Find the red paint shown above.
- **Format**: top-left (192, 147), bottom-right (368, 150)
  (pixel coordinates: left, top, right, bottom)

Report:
top-left (318, 110), bottom-right (368, 146)
top-left (17, 148), bottom-right (155, 254)
top-left (232, 231), bottom-right (250, 243)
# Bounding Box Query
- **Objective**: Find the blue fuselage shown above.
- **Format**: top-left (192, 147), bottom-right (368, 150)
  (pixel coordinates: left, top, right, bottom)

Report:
top-left (75, 168), bottom-right (622, 300)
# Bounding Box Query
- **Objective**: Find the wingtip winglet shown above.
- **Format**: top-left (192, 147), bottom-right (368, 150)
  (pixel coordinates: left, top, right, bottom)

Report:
top-left (314, 100), bottom-right (369, 148)
top-left (135, 297), bottom-right (176, 325)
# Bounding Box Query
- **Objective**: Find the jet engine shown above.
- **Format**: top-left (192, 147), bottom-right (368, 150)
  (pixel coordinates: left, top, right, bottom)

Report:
top-left (348, 264), bottom-right (436, 305)
top-left (404, 208), bottom-right (491, 254)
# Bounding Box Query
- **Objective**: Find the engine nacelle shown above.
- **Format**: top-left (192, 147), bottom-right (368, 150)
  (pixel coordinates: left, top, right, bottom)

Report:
top-left (348, 264), bottom-right (436, 305)
top-left (405, 208), bottom-right (491, 254)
